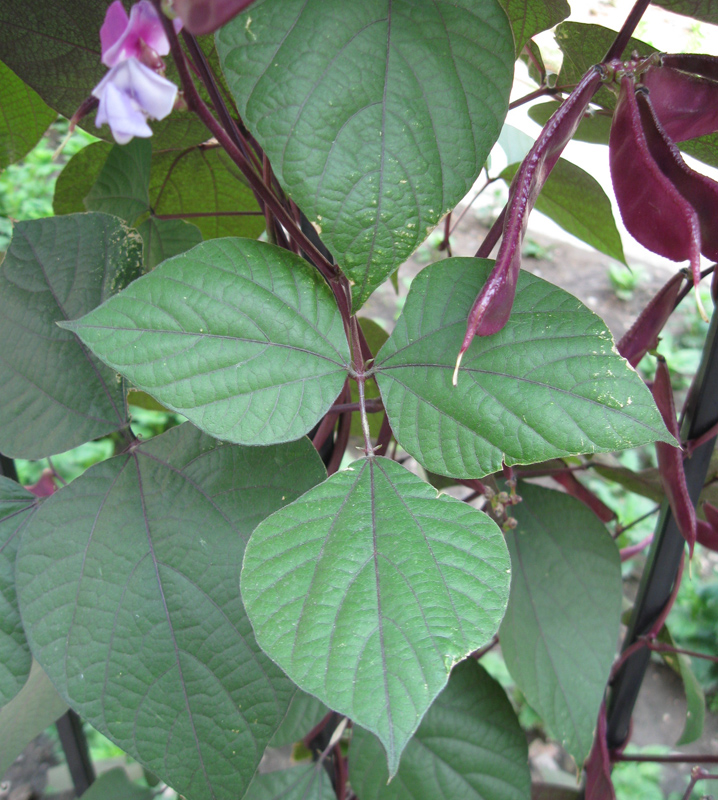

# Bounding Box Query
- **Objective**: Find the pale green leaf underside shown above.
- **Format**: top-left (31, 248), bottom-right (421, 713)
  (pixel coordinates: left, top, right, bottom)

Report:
top-left (245, 764), bottom-right (336, 800)
top-left (16, 424), bottom-right (326, 800)
top-left (217, 0), bottom-right (514, 307)
top-left (349, 659), bottom-right (530, 800)
top-left (0, 477), bottom-right (39, 707)
top-left (0, 660), bottom-right (68, 777)
top-left (501, 157), bottom-right (626, 265)
top-left (500, 483), bottom-right (621, 767)
top-left (374, 259), bottom-right (673, 479)
top-left (63, 238), bottom-right (350, 446)
top-left (0, 214), bottom-right (142, 459)
top-left (241, 456), bottom-right (510, 776)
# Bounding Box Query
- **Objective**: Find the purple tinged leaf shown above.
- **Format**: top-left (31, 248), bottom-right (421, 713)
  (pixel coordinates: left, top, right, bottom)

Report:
top-left (171, 0), bottom-right (257, 35)
top-left (584, 703), bottom-right (615, 800)
top-left (642, 58), bottom-right (718, 143)
top-left (617, 270), bottom-right (684, 368)
top-left (454, 67), bottom-right (602, 382)
top-left (652, 357), bottom-right (696, 556)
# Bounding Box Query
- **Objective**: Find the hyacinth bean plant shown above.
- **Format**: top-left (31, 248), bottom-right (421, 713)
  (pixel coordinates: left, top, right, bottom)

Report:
top-left (2, 0), bottom-right (718, 797)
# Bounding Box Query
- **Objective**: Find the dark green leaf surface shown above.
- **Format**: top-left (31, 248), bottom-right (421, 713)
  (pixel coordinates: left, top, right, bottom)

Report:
top-left (500, 158), bottom-right (625, 263)
top-left (555, 23), bottom-right (656, 112)
top-left (374, 259), bottom-right (673, 479)
top-left (499, 0), bottom-right (570, 54)
top-left (245, 764), bottom-right (336, 800)
top-left (217, 0), bottom-right (514, 307)
top-left (62, 238), bottom-right (350, 446)
top-left (680, 133), bottom-right (718, 170)
top-left (0, 660), bottom-right (68, 776)
top-left (528, 101), bottom-right (612, 146)
top-left (80, 768), bottom-right (153, 800)
top-left (16, 424), bottom-right (326, 800)
top-left (499, 483), bottom-right (621, 767)
top-left (0, 0), bottom-right (209, 149)
top-left (137, 218), bottom-right (203, 271)
top-left (242, 456), bottom-right (510, 776)
top-left (0, 477), bottom-right (39, 706)
top-left (0, 60), bottom-right (56, 170)
top-left (53, 141), bottom-right (111, 216)
top-left (0, 215), bottom-right (142, 459)
top-left (349, 659), bottom-right (530, 800)
top-left (270, 690), bottom-right (329, 748)
top-left (650, 0), bottom-right (718, 24)
top-left (85, 139), bottom-right (152, 225)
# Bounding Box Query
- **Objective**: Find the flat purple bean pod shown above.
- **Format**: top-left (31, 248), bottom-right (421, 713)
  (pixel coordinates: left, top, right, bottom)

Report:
top-left (584, 703), bottom-right (615, 800)
top-left (453, 67), bottom-right (603, 384)
top-left (697, 501), bottom-right (718, 551)
top-left (652, 357), bottom-right (696, 556)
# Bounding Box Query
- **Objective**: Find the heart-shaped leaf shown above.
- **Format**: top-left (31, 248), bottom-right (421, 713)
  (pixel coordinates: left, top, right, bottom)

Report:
top-left (0, 477), bottom-right (40, 706)
top-left (241, 456), bottom-right (510, 776)
top-left (62, 238), bottom-right (350, 446)
top-left (499, 483), bottom-right (621, 767)
top-left (0, 214), bottom-right (142, 459)
top-left (349, 659), bottom-right (530, 800)
top-left (244, 764), bottom-right (336, 800)
top-left (0, 60), bottom-right (56, 170)
top-left (500, 157), bottom-right (625, 264)
top-left (374, 259), bottom-right (673, 479)
top-left (217, 0), bottom-right (514, 307)
top-left (16, 424), bottom-right (326, 800)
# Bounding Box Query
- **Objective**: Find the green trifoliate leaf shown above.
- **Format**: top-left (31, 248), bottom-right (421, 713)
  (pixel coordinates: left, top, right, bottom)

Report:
top-left (16, 424), bottom-right (326, 800)
top-left (242, 456), bottom-right (510, 776)
top-left (62, 238), bottom-right (350, 446)
top-left (0, 60), bottom-right (56, 170)
top-left (499, 483), bottom-right (621, 767)
top-left (0, 477), bottom-right (39, 707)
top-left (0, 660), bottom-right (68, 776)
top-left (374, 259), bottom-right (674, 479)
top-left (0, 214), bottom-right (142, 459)
top-left (270, 690), bottom-right (329, 748)
top-left (498, 0), bottom-right (570, 55)
top-left (85, 138), bottom-right (152, 225)
top-left (217, 0), bottom-right (514, 307)
top-left (500, 158), bottom-right (626, 264)
top-left (244, 764), bottom-right (336, 800)
top-left (349, 659), bottom-right (530, 800)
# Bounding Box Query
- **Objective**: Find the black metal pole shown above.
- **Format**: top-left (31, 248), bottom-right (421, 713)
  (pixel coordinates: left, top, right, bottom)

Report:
top-left (606, 306), bottom-right (718, 749)
top-left (56, 710), bottom-right (96, 796)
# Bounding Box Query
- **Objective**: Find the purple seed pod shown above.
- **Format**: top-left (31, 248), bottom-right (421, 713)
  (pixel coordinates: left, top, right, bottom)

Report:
top-left (652, 358), bottom-right (696, 556)
top-left (552, 471), bottom-right (616, 523)
top-left (584, 703), bottom-right (615, 800)
top-left (696, 501), bottom-right (718, 551)
top-left (453, 67), bottom-right (603, 383)
top-left (642, 58), bottom-right (718, 143)
top-left (617, 270), bottom-right (684, 368)
top-left (662, 53), bottom-right (718, 82)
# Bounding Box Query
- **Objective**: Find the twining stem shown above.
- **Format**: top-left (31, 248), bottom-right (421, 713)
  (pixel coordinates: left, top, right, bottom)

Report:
top-left (643, 639), bottom-right (718, 664)
top-left (602, 0), bottom-right (651, 62)
top-left (681, 767), bottom-right (718, 800)
top-left (613, 753), bottom-right (718, 764)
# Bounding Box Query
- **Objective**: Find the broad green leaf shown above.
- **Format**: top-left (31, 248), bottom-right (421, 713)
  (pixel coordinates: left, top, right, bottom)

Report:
top-left (349, 659), bottom-right (530, 800)
top-left (0, 214), bottom-right (142, 459)
top-left (651, 0), bottom-right (718, 23)
top-left (555, 23), bottom-right (656, 112)
top-left (245, 764), bottom-right (335, 800)
top-left (136, 218), bottom-right (203, 271)
top-left (85, 139), bottom-right (152, 225)
top-left (528, 101), bottom-right (612, 146)
top-left (242, 456), bottom-right (510, 776)
top-left (0, 660), bottom-right (68, 776)
top-left (657, 627), bottom-right (705, 746)
top-left (270, 690), bottom-right (329, 748)
top-left (500, 158), bottom-right (625, 264)
top-left (80, 768), bottom-right (153, 800)
top-left (217, 0), bottom-right (515, 307)
top-left (350, 318), bottom-right (390, 439)
top-left (374, 259), bottom-right (673, 479)
top-left (16, 424), bottom-right (326, 800)
top-left (0, 60), bottom-right (56, 170)
top-left (0, 477), bottom-right (39, 706)
top-left (498, 0), bottom-right (570, 54)
top-left (63, 238), bottom-right (350, 446)
top-left (54, 141), bottom-right (264, 242)
top-left (499, 483), bottom-right (622, 767)
top-left (0, 0), bottom-right (209, 150)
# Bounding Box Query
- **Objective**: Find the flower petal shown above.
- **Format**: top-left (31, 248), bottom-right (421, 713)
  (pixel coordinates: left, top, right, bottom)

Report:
top-left (100, 1), bottom-right (129, 61)
top-left (93, 59), bottom-right (177, 127)
top-left (95, 80), bottom-right (153, 144)
top-left (102, 0), bottom-right (170, 66)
